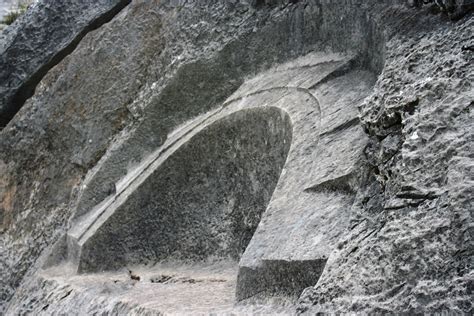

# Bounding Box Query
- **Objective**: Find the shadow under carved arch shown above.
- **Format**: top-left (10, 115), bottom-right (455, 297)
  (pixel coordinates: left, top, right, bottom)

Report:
top-left (60, 85), bottom-right (321, 280)
top-left (74, 107), bottom-right (293, 272)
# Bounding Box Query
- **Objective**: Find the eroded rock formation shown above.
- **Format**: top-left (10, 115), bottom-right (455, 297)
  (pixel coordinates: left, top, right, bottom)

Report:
top-left (0, 0), bottom-right (472, 314)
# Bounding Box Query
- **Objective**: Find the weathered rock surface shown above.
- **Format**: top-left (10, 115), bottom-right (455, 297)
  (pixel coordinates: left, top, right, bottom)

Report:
top-left (0, 0), bottom-right (472, 314)
top-left (408, 0), bottom-right (474, 20)
top-left (0, 0), bottom-right (131, 127)
top-left (299, 8), bottom-right (474, 315)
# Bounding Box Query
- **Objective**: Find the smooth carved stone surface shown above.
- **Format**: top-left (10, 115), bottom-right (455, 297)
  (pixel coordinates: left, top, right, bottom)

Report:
top-left (6, 44), bottom-right (378, 312)
top-left (67, 83), bottom-right (320, 273)
top-left (59, 51), bottom-right (375, 305)
top-left (230, 54), bottom-right (376, 301)
top-left (0, 0), bottom-right (131, 127)
top-left (74, 107), bottom-right (293, 272)
top-left (1, 0), bottom-right (386, 311)
top-left (71, 1), bottom-right (385, 224)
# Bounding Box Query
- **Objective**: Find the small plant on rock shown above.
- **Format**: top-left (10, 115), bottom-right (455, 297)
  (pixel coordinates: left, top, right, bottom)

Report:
top-left (1, 1), bottom-right (32, 26)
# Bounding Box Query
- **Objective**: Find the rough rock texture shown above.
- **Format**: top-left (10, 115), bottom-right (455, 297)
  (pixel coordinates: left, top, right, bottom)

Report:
top-left (0, 0), bottom-right (131, 127)
top-left (299, 8), bottom-right (474, 315)
top-left (0, 0), bottom-right (162, 307)
top-left (0, 0), bottom-right (473, 314)
top-left (409, 0), bottom-right (474, 20)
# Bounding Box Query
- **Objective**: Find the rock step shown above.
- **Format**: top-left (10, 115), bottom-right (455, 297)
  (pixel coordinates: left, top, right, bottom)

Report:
top-left (29, 262), bottom-right (296, 315)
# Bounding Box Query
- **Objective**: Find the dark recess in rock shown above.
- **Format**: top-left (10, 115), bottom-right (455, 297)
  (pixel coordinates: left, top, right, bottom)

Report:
top-left (236, 259), bottom-right (327, 301)
top-left (76, 107), bottom-right (292, 273)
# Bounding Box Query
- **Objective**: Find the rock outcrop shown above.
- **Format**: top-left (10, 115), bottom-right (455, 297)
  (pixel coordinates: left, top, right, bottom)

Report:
top-left (0, 0), bottom-right (472, 314)
top-left (299, 12), bottom-right (474, 314)
top-left (0, 0), bottom-right (131, 127)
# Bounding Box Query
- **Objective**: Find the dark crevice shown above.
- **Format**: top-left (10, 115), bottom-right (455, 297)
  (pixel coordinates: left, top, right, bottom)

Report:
top-left (319, 117), bottom-right (360, 137)
top-left (404, 98), bottom-right (419, 115)
top-left (384, 191), bottom-right (439, 210)
top-left (347, 246), bottom-right (359, 255)
top-left (0, 0), bottom-right (132, 128)
top-left (395, 192), bottom-right (438, 200)
top-left (383, 282), bottom-right (407, 299)
top-left (349, 218), bottom-right (368, 230)
top-left (359, 229), bottom-right (377, 243)
top-left (396, 185), bottom-right (438, 200)
top-left (308, 57), bottom-right (358, 90)
top-left (59, 289), bottom-right (73, 301)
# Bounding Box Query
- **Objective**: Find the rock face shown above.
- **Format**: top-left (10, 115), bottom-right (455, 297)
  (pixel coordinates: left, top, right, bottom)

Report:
top-left (409, 0), bottom-right (474, 20)
top-left (0, 0), bottom-right (131, 127)
top-left (299, 13), bottom-right (474, 314)
top-left (0, 0), bottom-right (472, 314)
